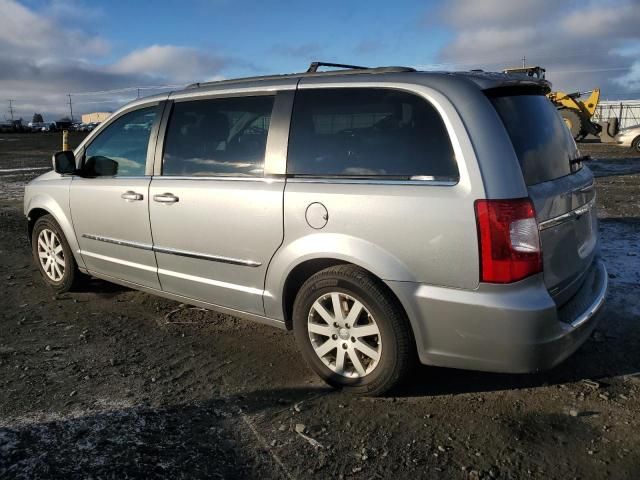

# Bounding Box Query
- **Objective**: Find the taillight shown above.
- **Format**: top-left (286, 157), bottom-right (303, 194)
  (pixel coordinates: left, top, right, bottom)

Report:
top-left (474, 198), bottom-right (542, 283)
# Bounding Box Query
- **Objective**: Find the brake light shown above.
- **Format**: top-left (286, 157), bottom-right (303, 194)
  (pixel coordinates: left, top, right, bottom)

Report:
top-left (474, 198), bottom-right (542, 283)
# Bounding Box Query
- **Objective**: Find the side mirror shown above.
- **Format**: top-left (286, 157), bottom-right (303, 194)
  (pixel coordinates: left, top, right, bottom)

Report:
top-left (52, 151), bottom-right (76, 174)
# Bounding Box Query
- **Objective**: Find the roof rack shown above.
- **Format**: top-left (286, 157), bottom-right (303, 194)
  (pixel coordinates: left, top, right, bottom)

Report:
top-left (186, 62), bottom-right (417, 89)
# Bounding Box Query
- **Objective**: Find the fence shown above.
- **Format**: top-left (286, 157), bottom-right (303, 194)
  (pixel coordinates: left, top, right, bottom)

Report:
top-left (593, 100), bottom-right (640, 129)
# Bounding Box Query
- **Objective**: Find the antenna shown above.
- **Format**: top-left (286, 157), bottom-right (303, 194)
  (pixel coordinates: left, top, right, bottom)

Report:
top-left (8, 100), bottom-right (14, 121)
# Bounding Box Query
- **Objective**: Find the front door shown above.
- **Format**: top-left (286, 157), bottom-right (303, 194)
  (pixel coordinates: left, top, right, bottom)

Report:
top-left (149, 94), bottom-right (283, 314)
top-left (70, 105), bottom-right (161, 289)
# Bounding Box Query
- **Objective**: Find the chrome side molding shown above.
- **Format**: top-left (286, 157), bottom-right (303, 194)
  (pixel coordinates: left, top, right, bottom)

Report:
top-left (154, 246), bottom-right (262, 267)
top-left (82, 234), bottom-right (261, 267)
top-left (82, 234), bottom-right (153, 251)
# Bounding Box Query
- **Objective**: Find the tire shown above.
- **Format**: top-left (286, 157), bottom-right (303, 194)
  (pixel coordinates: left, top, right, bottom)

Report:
top-left (560, 109), bottom-right (583, 140)
top-left (31, 215), bottom-right (81, 293)
top-left (292, 265), bottom-right (415, 396)
top-left (632, 136), bottom-right (640, 154)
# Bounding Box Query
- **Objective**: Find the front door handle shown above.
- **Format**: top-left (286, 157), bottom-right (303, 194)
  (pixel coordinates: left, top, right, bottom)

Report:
top-left (153, 193), bottom-right (179, 204)
top-left (121, 191), bottom-right (143, 201)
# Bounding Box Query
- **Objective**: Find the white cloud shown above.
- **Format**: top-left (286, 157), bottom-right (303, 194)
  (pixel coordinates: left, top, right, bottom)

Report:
top-left (110, 45), bottom-right (228, 83)
top-left (0, 0), bottom-right (109, 57)
top-left (435, 0), bottom-right (640, 98)
top-left (0, 0), bottom-right (231, 120)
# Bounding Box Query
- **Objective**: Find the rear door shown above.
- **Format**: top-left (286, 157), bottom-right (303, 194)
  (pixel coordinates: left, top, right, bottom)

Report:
top-left (148, 92), bottom-right (291, 315)
top-left (490, 93), bottom-right (597, 303)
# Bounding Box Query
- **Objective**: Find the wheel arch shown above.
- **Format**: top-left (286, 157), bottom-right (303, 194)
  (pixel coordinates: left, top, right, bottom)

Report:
top-left (264, 233), bottom-right (417, 330)
top-left (26, 194), bottom-right (85, 269)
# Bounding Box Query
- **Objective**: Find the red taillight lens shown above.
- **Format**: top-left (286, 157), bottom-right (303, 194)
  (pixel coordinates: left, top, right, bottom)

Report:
top-left (474, 198), bottom-right (542, 283)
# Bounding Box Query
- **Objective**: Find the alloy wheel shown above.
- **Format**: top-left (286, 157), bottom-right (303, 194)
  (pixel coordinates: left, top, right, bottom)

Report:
top-left (37, 228), bottom-right (65, 282)
top-left (307, 292), bottom-right (382, 378)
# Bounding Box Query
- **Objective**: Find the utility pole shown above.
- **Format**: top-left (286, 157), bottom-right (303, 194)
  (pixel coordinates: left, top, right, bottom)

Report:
top-left (522, 55), bottom-right (526, 68)
top-left (67, 94), bottom-right (74, 122)
top-left (137, 88), bottom-right (140, 99)
top-left (8, 100), bottom-right (14, 121)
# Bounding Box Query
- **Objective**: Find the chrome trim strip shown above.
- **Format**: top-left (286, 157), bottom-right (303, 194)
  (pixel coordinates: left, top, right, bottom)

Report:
top-left (153, 246), bottom-right (262, 267)
top-left (538, 198), bottom-right (596, 231)
top-left (570, 260), bottom-right (608, 329)
top-left (82, 234), bottom-right (153, 250)
top-left (286, 177), bottom-right (458, 186)
top-left (83, 233), bottom-right (261, 267)
top-left (151, 176), bottom-right (284, 183)
top-left (157, 268), bottom-right (264, 295)
top-left (78, 250), bottom-right (157, 272)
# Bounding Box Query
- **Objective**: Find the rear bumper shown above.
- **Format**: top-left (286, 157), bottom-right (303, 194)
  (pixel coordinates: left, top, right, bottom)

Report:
top-left (386, 259), bottom-right (608, 373)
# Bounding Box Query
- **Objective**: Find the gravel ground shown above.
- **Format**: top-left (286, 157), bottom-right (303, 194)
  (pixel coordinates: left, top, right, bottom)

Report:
top-left (0, 133), bottom-right (639, 479)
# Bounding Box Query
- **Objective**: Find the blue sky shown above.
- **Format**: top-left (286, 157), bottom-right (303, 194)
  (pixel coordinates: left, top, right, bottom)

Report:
top-left (2, 0), bottom-right (639, 119)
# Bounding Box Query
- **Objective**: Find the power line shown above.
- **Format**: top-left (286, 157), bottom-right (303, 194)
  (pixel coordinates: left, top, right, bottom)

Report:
top-left (70, 84), bottom-right (185, 96)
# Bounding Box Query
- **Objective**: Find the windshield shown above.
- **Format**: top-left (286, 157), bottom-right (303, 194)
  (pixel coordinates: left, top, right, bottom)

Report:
top-left (490, 94), bottom-right (580, 185)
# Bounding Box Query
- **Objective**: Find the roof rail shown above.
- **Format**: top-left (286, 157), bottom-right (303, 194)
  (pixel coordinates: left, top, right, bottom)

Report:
top-left (186, 63), bottom-right (417, 90)
top-left (307, 61), bottom-right (369, 73)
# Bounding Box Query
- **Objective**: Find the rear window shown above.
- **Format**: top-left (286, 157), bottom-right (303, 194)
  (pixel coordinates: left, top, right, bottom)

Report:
top-left (287, 88), bottom-right (459, 180)
top-left (490, 94), bottom-right (579, 185)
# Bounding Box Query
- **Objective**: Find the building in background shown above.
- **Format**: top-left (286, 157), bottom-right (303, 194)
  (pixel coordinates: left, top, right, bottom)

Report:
top-left (81, 112), bottom-right (112, 123)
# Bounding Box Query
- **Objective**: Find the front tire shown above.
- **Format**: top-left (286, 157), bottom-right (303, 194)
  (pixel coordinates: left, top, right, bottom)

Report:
top-left (632, 136), bottom-right (640, 153)
top-left (292, 265), bottom-right (415, 396)
top-left (32, 215), bottom-right (80, 293)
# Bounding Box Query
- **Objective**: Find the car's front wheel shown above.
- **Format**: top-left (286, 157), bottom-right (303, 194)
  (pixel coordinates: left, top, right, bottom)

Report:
top-left (32, 215), bottom-right (80, 293)
top-left (293, 265), bottom-right (415, 396)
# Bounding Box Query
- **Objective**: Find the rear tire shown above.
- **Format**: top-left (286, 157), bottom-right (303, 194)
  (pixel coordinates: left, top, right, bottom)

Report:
top-left (632, 136), bottom-right (640, 153)
top-left (32, 215), bottom-right (82, 293)
top-left (292, 265), bottom-right (415, 396)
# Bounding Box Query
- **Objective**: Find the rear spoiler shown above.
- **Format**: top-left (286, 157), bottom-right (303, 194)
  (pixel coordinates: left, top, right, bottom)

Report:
top-left (460, 71), bottom-right (552, 95)
top-left (483, 82), bottom-right (552, 97)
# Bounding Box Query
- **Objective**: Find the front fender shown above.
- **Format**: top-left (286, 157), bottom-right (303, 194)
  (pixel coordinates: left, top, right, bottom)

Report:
top-left (263, 232), bottom-right (415, 320)
top-left (25, 190), bottom-right (85, 269)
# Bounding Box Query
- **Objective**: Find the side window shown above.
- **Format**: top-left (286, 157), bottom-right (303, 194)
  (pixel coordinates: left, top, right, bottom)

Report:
top-left (162, 95), bottom-right (275, 177)
top-left (287, 88), bottom-right (459, 180)
top-left (84, 106), bottom-right (157, 177)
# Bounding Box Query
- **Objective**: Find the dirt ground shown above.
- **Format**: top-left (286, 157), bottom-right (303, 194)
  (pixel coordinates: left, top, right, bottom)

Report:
top-left (1, 133), bottom-right (639, 479)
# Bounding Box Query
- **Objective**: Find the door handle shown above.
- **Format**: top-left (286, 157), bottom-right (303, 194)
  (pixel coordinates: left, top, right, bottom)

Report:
top-left (153, 193), bottom-right (179, 204)
top-left (121, 191), bottom-right (143, 201)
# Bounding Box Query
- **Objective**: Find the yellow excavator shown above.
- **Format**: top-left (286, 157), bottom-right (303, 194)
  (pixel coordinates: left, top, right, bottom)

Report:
top-left (502, 66), bottom-right (602, 140)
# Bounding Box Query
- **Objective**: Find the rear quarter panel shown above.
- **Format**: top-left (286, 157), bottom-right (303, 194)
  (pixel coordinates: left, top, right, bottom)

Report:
top-left (263, 77), bottom-right (488, 321)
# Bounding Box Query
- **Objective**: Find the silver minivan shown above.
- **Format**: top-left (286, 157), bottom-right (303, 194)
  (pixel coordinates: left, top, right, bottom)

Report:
top-left (24, 64), bottom-right (607, 395)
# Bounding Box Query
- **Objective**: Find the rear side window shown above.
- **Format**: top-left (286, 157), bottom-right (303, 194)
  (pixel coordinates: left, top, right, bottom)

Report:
top-left (163, 95), bottom-right (274, 177)
top-left (490, 94), bottom-right (579, 185)
top-left (287, 88), bottom-right (458, 180)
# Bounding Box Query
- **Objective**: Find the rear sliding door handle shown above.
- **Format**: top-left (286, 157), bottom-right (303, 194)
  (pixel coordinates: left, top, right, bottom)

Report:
top-left (121, 191), bottom-right (143, 201)
top-left (153, 193), bottom-right (179, 204)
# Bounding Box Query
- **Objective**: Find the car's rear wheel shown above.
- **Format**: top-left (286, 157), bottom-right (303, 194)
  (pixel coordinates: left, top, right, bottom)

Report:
top-left (293, 265), bottom-right (415, 396)
top-left (632, 136), bottom-right (640, 153)
top-left (32, 215), bottom-right (80, 293)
